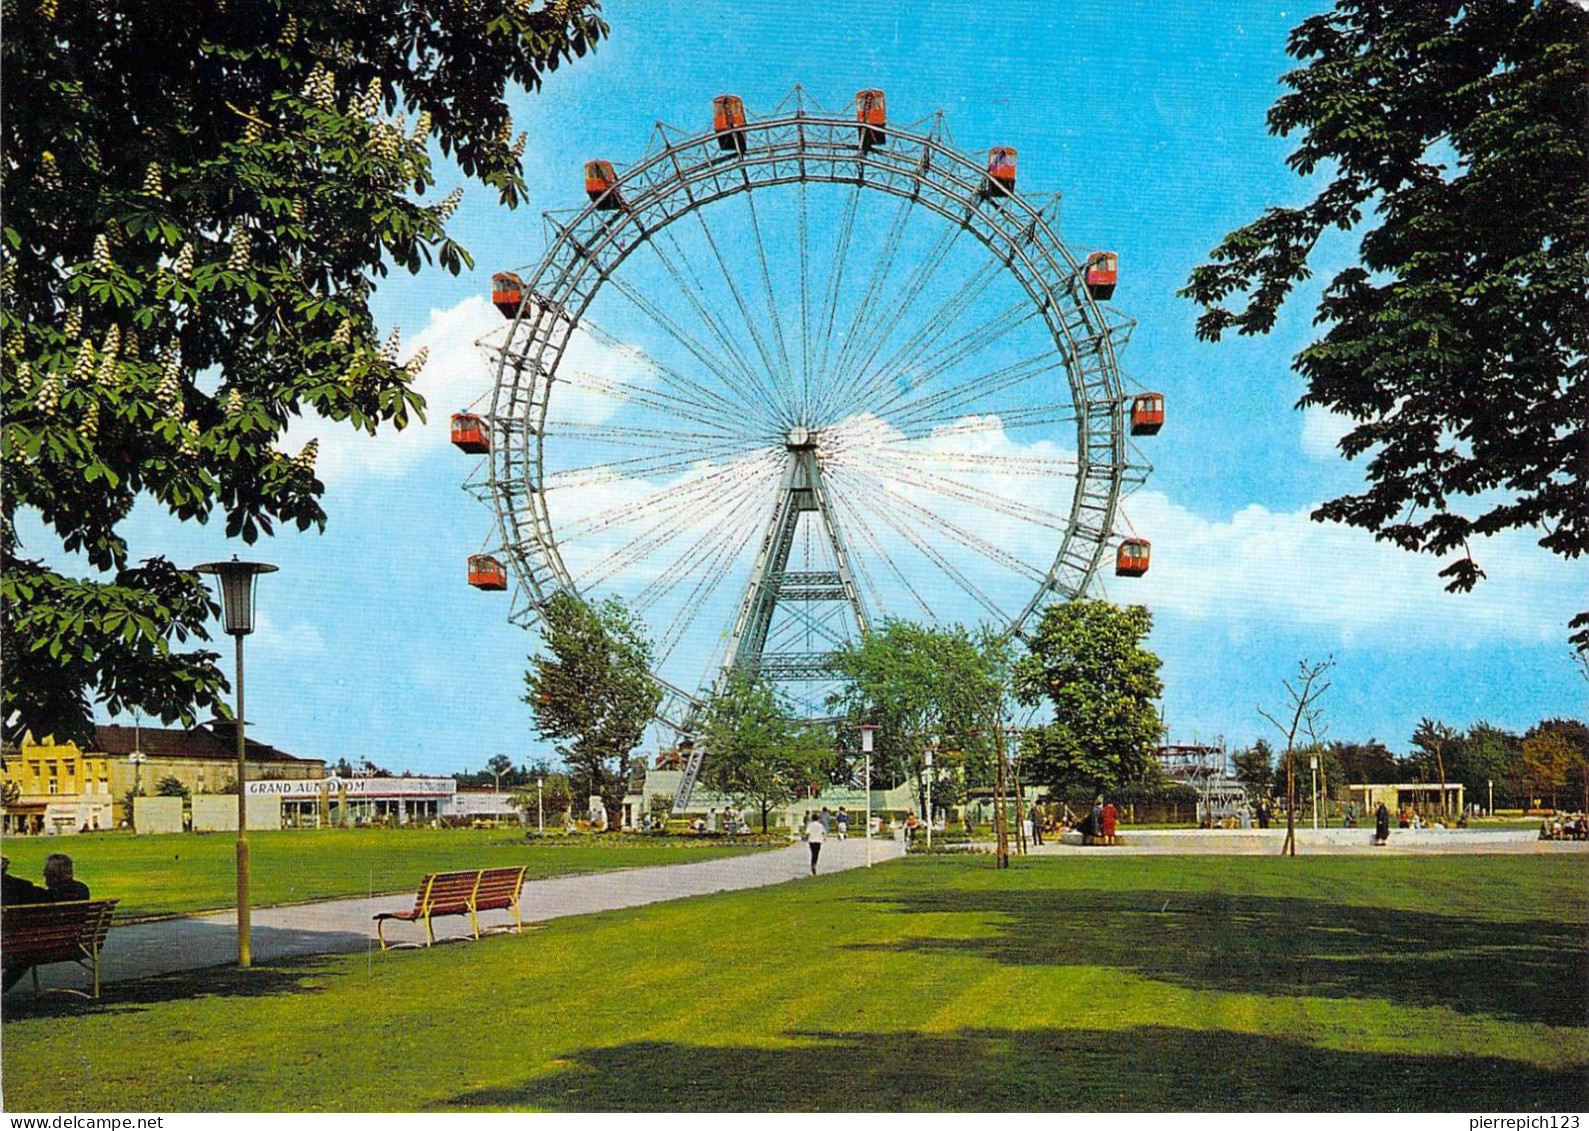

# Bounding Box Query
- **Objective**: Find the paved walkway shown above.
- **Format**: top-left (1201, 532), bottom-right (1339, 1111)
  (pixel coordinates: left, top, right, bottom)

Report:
top-left (14, 836), bottom-right (904, 994)
top-left (1005, 827), bottom-right (1588, 856)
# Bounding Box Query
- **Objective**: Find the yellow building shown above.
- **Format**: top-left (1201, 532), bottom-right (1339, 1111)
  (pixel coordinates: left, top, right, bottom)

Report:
top-left (2, 723), bottom-right (325, 834)
top-left (0, 737), bottom-right (117, 835)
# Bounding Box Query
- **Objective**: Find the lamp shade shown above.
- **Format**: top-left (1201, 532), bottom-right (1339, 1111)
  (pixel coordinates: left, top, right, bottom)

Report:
top-left (194, 555), bottom-right (278, 636)
top-left (859, 724), bottom-right (877, 754)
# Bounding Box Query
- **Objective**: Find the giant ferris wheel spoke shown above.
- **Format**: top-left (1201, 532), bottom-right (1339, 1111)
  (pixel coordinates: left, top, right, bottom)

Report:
top-left (645, 226), bottom-right (774, 410)
top-left (832, 468), bottom-right (1007, 621)
top-left (864, 300), bottom-right (1041, 424)
top-left (817, 194), bottom-right (918, 422)
top-left (556, 367), bottom-right (751, 437)
top-left (551, 455), bottom-right (773, 542)
top-left (830, 221), bottom-right (964, 414)
top-left (653, 492), bottom-right (773, 665)
top-left (823, 475), bottom-right (934, 620)
top-left (835, 462), bottom-right (1051, 584)
top-left (872, 444), bottom-right (1080, 481)
top-left (858, 451), bottom-right (1076, 531)
top-left (543, 439), bottom-right (774, 491)
top-left (575, 460), bottom-right (775, 592)
top-left (689, 208), bottom-right (801, 427)
top-left (811, 181), bottom-right (864, 410)
top-left (884, 401), bottom-right (1083, 441)
top-left (882, 349), bottom-right (1062, 432)
top-left (634, 475), bottom-right (772, 616)
top-left (600, 269), bottom-right (784, 434)
top-left (831, 255), bottom-right (1007, 422)
top-left (740, 189), bottom-right (797, 401)
top-left (573, 317), bottom-right (754, 430)
top-left (797, 178), bottom-right (813, 422)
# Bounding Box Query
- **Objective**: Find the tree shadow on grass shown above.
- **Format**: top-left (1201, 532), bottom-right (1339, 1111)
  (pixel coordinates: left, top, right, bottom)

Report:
top-left (0, 953), bottom-right (342, 1020)
top-left (442, 1026), bottom-right (1587, 1111)
top-left (847, 889), bottom-right (1587, 1028)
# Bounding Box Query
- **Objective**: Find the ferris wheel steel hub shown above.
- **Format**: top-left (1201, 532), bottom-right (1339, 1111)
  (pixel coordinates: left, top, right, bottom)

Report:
top-left (477, 100), bottom-right (1146, 741)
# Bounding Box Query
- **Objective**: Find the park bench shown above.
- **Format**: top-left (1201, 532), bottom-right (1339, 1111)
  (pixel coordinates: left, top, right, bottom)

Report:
top-left (1, 899), bottom-right (119, 998)
top-left (373, 866), bottom-right (528, 950)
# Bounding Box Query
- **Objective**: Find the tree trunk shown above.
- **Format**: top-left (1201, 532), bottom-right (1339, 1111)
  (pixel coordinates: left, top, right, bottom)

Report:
top-left (1283, 749), bottom-right (1297, 856)
top-left (993, 719), bottom-right (1010, 869)
top-left (1436, 748), bottom-right (1448, 817)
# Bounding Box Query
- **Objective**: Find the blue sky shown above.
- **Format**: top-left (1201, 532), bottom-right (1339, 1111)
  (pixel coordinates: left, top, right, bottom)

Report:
top-left (46, 0), bottom-right (1586, 774)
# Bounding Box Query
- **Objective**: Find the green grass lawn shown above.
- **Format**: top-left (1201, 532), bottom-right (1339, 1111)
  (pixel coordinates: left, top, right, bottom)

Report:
top-left (3, 854), bottom-right (1585, 1112)
top-left (0, 828), bottom-right (769, 918)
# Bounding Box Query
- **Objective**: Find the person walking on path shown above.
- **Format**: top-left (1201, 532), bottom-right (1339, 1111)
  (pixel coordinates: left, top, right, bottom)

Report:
top-left (804, 812), bottom-right (826, 874)
top-left (1029, 804), bottom-right (1045, 846)
top-left (1375, 801), bottom-right (1391, 845)
top-left (836, 807), bottom-right (849, 840)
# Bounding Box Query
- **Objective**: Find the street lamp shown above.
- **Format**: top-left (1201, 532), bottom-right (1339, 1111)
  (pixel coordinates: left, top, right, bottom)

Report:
top-left (1309, 753), bottom-right (1320, 830)
top-left (537, 776), bottom-right (545, 834)
top-left (859, 725), bottom-right (877, 867)
top-left (1487, 778), bottom-right (1493, 817)
top-left (194, 554), bottom-right (277, 969)
top-left (925, 744), bottom-right (935, 850)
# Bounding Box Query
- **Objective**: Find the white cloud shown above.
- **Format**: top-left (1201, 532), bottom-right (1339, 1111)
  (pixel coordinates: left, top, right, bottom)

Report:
top-left (1300, 405), bottom-right (1355, 461)
top-left (251, 610), bottom-right (327, 659)
top-left (284, 296), bottom-right (659, 488)
top-left (1117, 490), bottom-right (1581, 647)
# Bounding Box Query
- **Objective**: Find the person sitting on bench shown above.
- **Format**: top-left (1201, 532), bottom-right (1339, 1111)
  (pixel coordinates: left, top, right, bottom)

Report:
top-left (43, 854), bottom-right (90, 903)
top-left (2, 857), bottom-right (48, 907)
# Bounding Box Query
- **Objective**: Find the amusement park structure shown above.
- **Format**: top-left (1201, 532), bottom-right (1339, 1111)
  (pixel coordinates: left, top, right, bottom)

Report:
top-left (452, 88), bottom-right (1162, 811)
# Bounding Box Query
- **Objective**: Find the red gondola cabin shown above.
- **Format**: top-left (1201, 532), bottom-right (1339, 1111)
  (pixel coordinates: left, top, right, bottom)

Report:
top-left (1130, 393), bottom-right (1164, 436)
top-left (468, 554), bottom-right (508, 591)
top-left (1115, 539), bottom-right (1151, 577)
top-left (492, 272), bottom-right (523, 319)
top-left (856, 89), bottom-right (886, 150)
top-left (451, 412), bottom-right (489, 454)
top-left (713, 95), bottom-right (747, 153)
top-left (983, 147), bottom-right (1017, 198)
top-left (1084, 252), bottom-right (1118, 301)
top-left (584, 160), bottom-right (624, 209)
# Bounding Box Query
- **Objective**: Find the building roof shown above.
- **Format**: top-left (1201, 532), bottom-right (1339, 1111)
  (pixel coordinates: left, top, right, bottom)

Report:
top-left (91, 723), bottom-right (321, 765)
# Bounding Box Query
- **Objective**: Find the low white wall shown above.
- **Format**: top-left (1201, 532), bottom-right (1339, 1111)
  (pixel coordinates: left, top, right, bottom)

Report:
top-left (133, 796), bottom-right (183, 834)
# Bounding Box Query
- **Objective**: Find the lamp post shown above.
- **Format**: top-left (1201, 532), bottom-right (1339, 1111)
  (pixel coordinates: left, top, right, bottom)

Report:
top-left (1310, 754), bottom-right (1320, 830)
top-left (924, 744), bottom-right (935, 850)
top-left (859, 725), bottom-right (876, 867)
top-left (1487, 778), bottom-right (1493, 817)
top-left (194, 554), bottom-right (277, 969)
top-left (537, 776), bottom-right (545, 834)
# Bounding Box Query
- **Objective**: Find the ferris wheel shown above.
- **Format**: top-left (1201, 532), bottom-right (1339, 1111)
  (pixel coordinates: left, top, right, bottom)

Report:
top-left (454, 88), bottom-right (1160, 807)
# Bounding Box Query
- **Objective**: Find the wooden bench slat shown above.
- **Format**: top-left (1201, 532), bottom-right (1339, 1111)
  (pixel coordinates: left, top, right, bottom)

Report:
top-left (372, 866), bottom-right (527, 950)
top-left (1, 899), bottom-right (119, 999)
